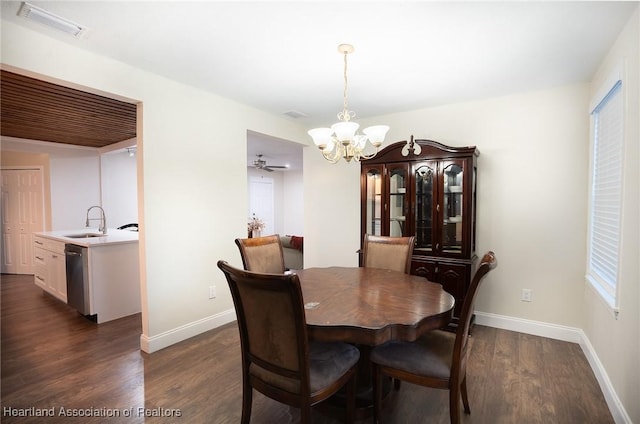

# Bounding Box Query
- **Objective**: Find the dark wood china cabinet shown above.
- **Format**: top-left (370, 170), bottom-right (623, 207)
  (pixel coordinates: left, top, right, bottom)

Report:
top-left (360, 137), bottom-right (479, 329)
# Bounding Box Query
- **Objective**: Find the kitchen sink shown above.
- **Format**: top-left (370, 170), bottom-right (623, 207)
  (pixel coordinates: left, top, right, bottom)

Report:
top-left (64, 233), bottom-right (105, 238)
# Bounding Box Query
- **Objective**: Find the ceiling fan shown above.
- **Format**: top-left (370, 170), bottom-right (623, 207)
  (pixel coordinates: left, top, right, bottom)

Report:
top-left (253, 154), bottom-right (288, 172)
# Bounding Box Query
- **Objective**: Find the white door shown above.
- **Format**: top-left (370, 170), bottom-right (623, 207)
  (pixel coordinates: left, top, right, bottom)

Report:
top-left (1, 168), bottom-right (45, 274)
top-left (248, 177), bottom-right (274, 236)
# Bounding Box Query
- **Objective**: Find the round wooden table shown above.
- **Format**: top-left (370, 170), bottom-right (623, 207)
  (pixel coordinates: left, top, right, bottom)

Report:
top-left (296, 266), bottom-right (455, 345)
top-left (294, 266), bottom-right (455, 417)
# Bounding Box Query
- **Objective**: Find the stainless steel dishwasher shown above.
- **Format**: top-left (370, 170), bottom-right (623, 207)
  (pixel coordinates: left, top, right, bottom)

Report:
top-left (65, 244), bottom-right (90, 316)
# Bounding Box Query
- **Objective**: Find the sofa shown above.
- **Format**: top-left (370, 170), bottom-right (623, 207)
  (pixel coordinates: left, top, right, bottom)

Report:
top-left (280, 235), bottom-right (303, 270)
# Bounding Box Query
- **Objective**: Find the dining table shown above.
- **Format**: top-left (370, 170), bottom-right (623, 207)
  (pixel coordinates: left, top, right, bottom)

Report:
top-left (294, 266), bottom-right (455, 416)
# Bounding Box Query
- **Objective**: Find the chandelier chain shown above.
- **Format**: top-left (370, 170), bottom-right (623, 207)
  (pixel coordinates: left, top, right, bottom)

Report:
top-left (339, 50), bottom-right (354, 122)
top-left (343, 51), bottom-right (348, 117)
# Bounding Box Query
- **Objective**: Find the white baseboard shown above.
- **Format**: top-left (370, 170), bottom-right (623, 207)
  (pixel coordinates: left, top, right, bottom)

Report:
top-left (475, 311), bottom-right (583, 343)
top-left (577, 330), bottom-right (632, 424)
top-left (139, 309), bottom-right (236, 354)
top-left (475, 311), bottom-right (631, 424)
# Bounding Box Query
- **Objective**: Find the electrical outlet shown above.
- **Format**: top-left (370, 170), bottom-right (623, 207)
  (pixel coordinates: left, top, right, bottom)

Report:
top-left (209, 285), bottom-right (216, 299)
top-left (521, 289), bottom-right (532, 302)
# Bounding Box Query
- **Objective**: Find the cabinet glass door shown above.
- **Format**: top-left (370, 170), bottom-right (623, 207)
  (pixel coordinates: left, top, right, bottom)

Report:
top-left (442, 162), bottom-right (463, 253)
top-left (388, 165), bottom-right (408, 236)
top-left (414, 163), bottom-right (435, 252)
top-left (364, 167), bottom-right (382, 235)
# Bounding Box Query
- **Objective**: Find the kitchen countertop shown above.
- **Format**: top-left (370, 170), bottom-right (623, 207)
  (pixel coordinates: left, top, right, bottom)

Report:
top-left (34, 228), bottom-right (138, 247)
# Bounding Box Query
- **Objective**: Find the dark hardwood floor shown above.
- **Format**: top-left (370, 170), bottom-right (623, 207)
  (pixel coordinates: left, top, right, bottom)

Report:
top-left (1, 274), bottom-right (614, 423)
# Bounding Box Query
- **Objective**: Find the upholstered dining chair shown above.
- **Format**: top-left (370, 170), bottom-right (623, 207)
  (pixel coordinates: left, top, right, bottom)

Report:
top-left (370, 251), bottom-right (497, 424)
top-left (235, 234), bottom-right (286, 274)
top-left (362, 234), bottom-right (415, 274)
top-left (217, 260), bottom-right (360, 424)
top-left (116, 223), bottom-right (138, 231)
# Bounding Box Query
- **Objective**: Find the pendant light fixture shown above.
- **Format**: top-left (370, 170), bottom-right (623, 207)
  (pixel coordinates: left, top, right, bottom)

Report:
top-left (308, 44), bottom-right (389, 163)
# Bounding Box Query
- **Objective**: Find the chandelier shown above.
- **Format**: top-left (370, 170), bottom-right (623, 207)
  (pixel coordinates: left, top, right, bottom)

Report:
top-left (308, 44), bottom-right (389, 163)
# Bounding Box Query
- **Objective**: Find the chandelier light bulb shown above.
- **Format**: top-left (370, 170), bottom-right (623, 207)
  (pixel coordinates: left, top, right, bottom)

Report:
top-left (308, 127), bottom-right (332, 150)
top-left (331, 122), bottom-right (359, 143)
top-left (363, 125), bottom-right (390, 148)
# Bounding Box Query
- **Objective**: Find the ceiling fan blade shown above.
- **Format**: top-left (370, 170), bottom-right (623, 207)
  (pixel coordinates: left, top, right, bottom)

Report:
top-left (253, 154), bottom-right (287, 171)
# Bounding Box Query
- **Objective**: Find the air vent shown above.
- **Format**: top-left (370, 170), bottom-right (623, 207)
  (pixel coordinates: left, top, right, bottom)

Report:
top-left (283, 110), bottom-right (308, 119)
top-left (18, 2), bottom-right (89, 38)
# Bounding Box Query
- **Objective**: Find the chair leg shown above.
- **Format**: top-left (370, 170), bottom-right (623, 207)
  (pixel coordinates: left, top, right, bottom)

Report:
top-left (372, 365), bottom-right (383, 424)
top-left (461, 375), bottom-right (471, 414)
top-left (345, 370), bottom-right (356, 424)
top-left (449, 384), bottom-right (461, 424)
top-left (241, 383), bottom-right (252, 424)
top-left (300, 404), bottom-right (311, 424)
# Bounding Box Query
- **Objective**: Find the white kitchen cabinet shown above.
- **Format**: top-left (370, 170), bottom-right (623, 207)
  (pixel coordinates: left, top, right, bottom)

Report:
top-left (49, 247), bottom-right (66, 302)
top-left (33, 245), bottom-right (47, 290)
top-left (33, 229), bottom-right (139, 323)
top-left (33, 236), bottom-right (67, 302)
top-left (87, 241), bottom-right (140, 323)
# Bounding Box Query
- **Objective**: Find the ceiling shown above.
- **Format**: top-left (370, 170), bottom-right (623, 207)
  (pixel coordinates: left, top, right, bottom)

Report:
top-left (1, 70), bottom-right (137, 148)
top-left (1, 1), bottom-right (637, 169)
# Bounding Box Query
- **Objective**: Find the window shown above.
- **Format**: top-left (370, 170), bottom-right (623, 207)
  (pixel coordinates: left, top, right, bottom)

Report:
top-left (587, 79), bottom-right (623, 311)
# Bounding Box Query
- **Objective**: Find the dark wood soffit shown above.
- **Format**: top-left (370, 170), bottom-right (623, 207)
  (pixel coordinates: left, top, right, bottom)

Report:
top-left (1, 70), bottom-right (137, 148)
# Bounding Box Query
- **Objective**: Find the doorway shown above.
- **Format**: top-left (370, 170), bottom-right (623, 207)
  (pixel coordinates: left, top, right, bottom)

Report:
top-left (0, 167), bottom-right (45, 274)
top-left (246, 131), bottom-right (305, 237)
top-left (248, 177), bottom-right (274, 236)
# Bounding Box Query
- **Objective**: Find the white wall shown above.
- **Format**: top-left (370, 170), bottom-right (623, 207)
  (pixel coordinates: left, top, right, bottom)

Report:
top-left (303, 152), bottom-right (361, 267)
top-left (101, 149), bottom-right (138, 229)
top-left (584, 8), bottom-right (639, 423)
top-left (49, 153), bottom-right (101, 229)
top-left (282, 169), bottom-right (304, 236)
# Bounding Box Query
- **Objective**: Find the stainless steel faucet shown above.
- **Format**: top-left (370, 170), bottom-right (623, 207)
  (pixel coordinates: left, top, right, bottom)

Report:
top-left (85, 206), bottom-right (107, 234)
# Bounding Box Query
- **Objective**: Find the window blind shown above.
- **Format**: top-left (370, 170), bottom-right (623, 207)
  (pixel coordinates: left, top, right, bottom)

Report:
top-left (589, 81), bottom-right (623, 302)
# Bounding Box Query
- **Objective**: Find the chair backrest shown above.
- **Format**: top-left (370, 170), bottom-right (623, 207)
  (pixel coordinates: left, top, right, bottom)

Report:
top-left (452, 251), bottom-right (497, 374)
top-left (362, 234), bottom-right (415, 274)
top-left (117, 223), bottom-right (138, 231)
top-left (217, 260), bottom-right (310, 396)
top-left (235, 234), bottom-right (286, 274)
